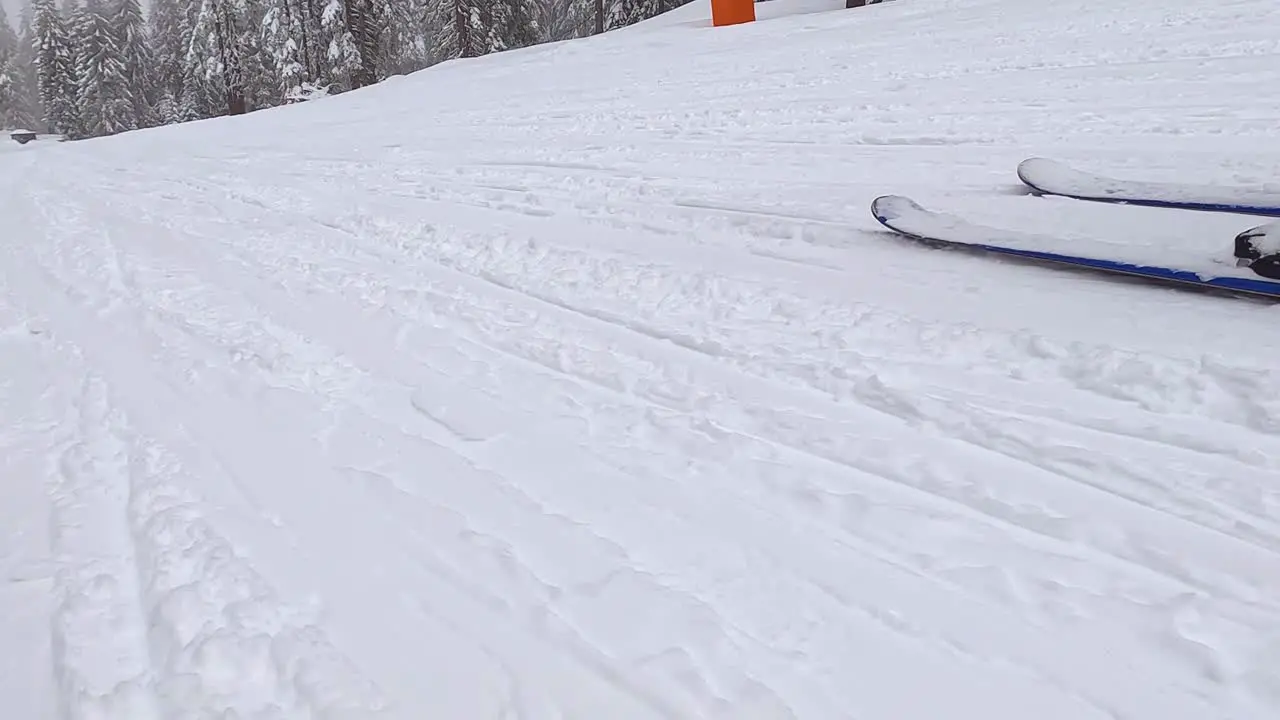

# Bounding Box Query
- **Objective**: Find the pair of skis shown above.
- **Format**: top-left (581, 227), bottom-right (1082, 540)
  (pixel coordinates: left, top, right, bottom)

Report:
top-left (871, 158), bottom-right (1280, 299)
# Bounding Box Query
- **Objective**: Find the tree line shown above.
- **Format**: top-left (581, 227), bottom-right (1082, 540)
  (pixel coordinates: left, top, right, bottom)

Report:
top-left (0, 0), bottom-right (692, 139)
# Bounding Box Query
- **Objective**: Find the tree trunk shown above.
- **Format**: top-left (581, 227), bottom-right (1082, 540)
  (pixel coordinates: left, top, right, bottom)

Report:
top-left (455, 0), bottom-right (471, 57)
top-left (214, 4), bottom-right (245, 115)
top-left (344, 0), bottom-right (379, 88)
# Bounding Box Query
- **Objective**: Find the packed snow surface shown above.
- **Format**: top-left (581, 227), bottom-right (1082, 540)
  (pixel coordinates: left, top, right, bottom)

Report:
top-left (4, 0), bottom-right (1280, 718)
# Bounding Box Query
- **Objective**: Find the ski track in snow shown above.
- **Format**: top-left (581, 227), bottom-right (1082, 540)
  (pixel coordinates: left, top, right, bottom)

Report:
top-left (4, 0), bottom-right (1280, 718)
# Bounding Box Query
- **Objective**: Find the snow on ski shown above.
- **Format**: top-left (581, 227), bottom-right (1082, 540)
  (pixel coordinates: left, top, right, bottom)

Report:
top-left (1017, 158), bottom-right (1280, 216)
top-left (871, 195), bottom-right (1280, 298)
top-left (1237, 219), bottom-right (1280, 259)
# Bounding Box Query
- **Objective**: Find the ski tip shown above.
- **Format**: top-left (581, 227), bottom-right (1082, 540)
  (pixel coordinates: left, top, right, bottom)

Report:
top-left (1017, 156), bottom-right (1056, 169)
top-left (871, 195), bottom-right (926, 223)
top-left (1016, 157), bottom-right (1063, 186)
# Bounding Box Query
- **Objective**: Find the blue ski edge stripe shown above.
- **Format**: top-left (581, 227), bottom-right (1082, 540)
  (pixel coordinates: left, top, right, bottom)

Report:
top-left (871, 209), bottom-right (1280, 298)
top-left (1016, 167), bottom-right (1280, 218)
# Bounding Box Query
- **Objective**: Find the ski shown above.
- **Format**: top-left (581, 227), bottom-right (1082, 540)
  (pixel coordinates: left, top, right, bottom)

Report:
top-left (870, 195), bottom-right (1280, 299)
top-left (1016, 157), bottom-right (1280, 217)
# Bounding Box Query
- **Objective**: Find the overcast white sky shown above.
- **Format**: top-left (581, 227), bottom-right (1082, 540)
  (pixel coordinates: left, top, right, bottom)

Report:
top-left (2, 0), bottom-right (30, 27)
top-left (1, 0), bottom-right (19, 26)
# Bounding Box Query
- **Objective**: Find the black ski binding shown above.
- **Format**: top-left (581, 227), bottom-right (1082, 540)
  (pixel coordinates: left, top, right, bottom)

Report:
top-left (1234, 226), bottom-right (1280, 280)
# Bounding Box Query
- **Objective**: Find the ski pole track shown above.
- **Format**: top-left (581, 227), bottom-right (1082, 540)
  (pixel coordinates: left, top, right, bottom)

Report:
top-left (35, 161), bottom-right (1280, 712)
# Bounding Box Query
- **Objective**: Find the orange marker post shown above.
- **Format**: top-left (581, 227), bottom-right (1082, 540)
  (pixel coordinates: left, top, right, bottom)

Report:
top-left (711, 0), bottom-right (755, 27)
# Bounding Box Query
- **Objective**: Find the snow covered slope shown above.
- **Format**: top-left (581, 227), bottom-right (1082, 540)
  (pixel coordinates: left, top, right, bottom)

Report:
top-left (4, 0), bottom-right (1280, 718)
